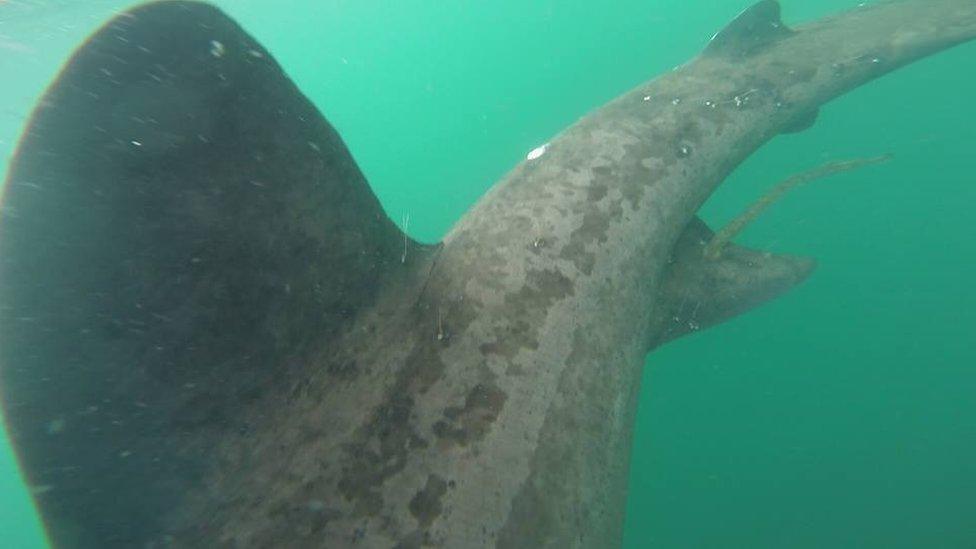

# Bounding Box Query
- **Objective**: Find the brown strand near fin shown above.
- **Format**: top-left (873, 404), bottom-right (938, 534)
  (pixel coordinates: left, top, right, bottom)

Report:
top-left (703, 154), bottom-right (893, 260)
top-left (650, 217), bottom-right (816, 348)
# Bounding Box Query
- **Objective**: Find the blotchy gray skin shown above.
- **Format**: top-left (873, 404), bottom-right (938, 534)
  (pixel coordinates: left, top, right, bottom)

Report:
top-left (201, 2), bottom-right (976, 547)
top-left (2, 1), bottom-right (975, 548)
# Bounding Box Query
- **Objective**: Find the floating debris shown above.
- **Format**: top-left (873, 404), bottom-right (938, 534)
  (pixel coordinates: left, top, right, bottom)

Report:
top-left (209, 40), bottom-right (225, 58)
top-left (704, 154), bottom-right (893, 259)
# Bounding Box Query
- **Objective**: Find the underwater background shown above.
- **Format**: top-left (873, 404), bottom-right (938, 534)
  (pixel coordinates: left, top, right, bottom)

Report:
top-left (1, 0), bottom-right (973, 547)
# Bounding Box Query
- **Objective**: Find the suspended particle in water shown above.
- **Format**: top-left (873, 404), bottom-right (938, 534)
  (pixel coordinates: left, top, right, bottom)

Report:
top-left (209, 40), bottom-right (225, 58)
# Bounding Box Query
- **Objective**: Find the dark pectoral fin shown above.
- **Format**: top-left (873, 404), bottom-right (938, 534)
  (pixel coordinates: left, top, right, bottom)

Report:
top-left (703, 0), bottom-right (795, 59)
top-left (649, 217), bottom-right (816, 348)
top-left (782, 107), bottom-right (820, 134)
top-left (0, 2), bottom-right (417, 547)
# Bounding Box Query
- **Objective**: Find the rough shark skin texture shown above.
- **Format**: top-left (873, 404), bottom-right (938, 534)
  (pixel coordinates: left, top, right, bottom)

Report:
top-left (0, 1), bottom-right (974, 548)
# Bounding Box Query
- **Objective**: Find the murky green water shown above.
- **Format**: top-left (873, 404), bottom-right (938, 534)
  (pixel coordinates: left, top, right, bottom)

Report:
top-left (1, 1), bottom-right (973, 547)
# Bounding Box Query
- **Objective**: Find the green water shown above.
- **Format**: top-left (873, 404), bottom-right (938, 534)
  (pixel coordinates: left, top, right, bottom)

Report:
top-left (1, 1), bottom-right (973, 547)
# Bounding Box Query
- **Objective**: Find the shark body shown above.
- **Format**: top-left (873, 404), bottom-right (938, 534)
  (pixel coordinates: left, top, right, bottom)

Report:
top-left (1, 1), bottom-right (974, 547)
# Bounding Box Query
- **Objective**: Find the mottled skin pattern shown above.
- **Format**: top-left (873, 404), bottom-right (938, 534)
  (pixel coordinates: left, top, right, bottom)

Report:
top-left (2, 1), bottom-right (975, 548)
top-left (191, 2), bottom-right (976, 547)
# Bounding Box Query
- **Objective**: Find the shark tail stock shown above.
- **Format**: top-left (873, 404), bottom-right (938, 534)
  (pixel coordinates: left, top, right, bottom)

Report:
top-left (650, 0), bottom-right (976, 346)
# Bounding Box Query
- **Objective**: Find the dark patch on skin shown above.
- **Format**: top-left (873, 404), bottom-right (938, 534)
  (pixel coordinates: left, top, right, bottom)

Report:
top-left (608, 203), bottom-right (624, 227)
top-left (479, 268), bottom-right (575, 359)
top-left (560, 205), bottom-right (612, 275)
top-left (392, 530), bottom-right (425, 549)
top-left (587, 169), bottom-right (610, 202)
top-left (696, 99), bottom-right (735, 137)
top-left (432, 381), bottom-right (507, 447)
top-left (620, 172), bottom-right (652, 212)
top-left (620, 143), bottom-right (662, 210)
top-left (477, 319), bottom-right (535, 359)
top-left (588, 183), bottom-right (608, 202)
top-left (408, 474), bottom-right (448, 528)
top-left (560, 240), bottom-right (596, 276)
top-left (675, 119), bottom-right (703, 142)
top-left (337, 394), bottom-right (416, 517)
top-left (668, 119), bottom-right (705, 159)
top-left (335, 288), bottom-right (481, 521)
top-left (515, 268), bottom-right (575, 309)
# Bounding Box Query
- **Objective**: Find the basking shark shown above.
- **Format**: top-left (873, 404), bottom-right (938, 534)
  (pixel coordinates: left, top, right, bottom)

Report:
top-left (1, 0), bottom-right (973, 547)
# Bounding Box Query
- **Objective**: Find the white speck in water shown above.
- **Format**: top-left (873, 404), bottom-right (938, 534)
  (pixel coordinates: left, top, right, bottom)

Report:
top-left (209, 40), bottom-right (225, 58)
top-left (526, 143), bottom-right (550, 161)
top-left (642, 95), bottom-right (651, 102)
top-left (671, 98), bottom-right (681, 106)
top-left (130, 140), bottom-right (142, 147)
top-left (248, 49), bottom-right (264, 58)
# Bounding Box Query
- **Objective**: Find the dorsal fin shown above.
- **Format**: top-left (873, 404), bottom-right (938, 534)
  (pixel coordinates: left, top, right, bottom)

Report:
top-left (0, 2), bottom-right (427, 546)
top-left (704, 0), bottom-right (795, 58)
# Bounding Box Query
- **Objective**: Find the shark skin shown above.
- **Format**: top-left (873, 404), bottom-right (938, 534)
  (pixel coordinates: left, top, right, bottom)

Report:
top-left (0, 1), bottom-right (974, 548)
